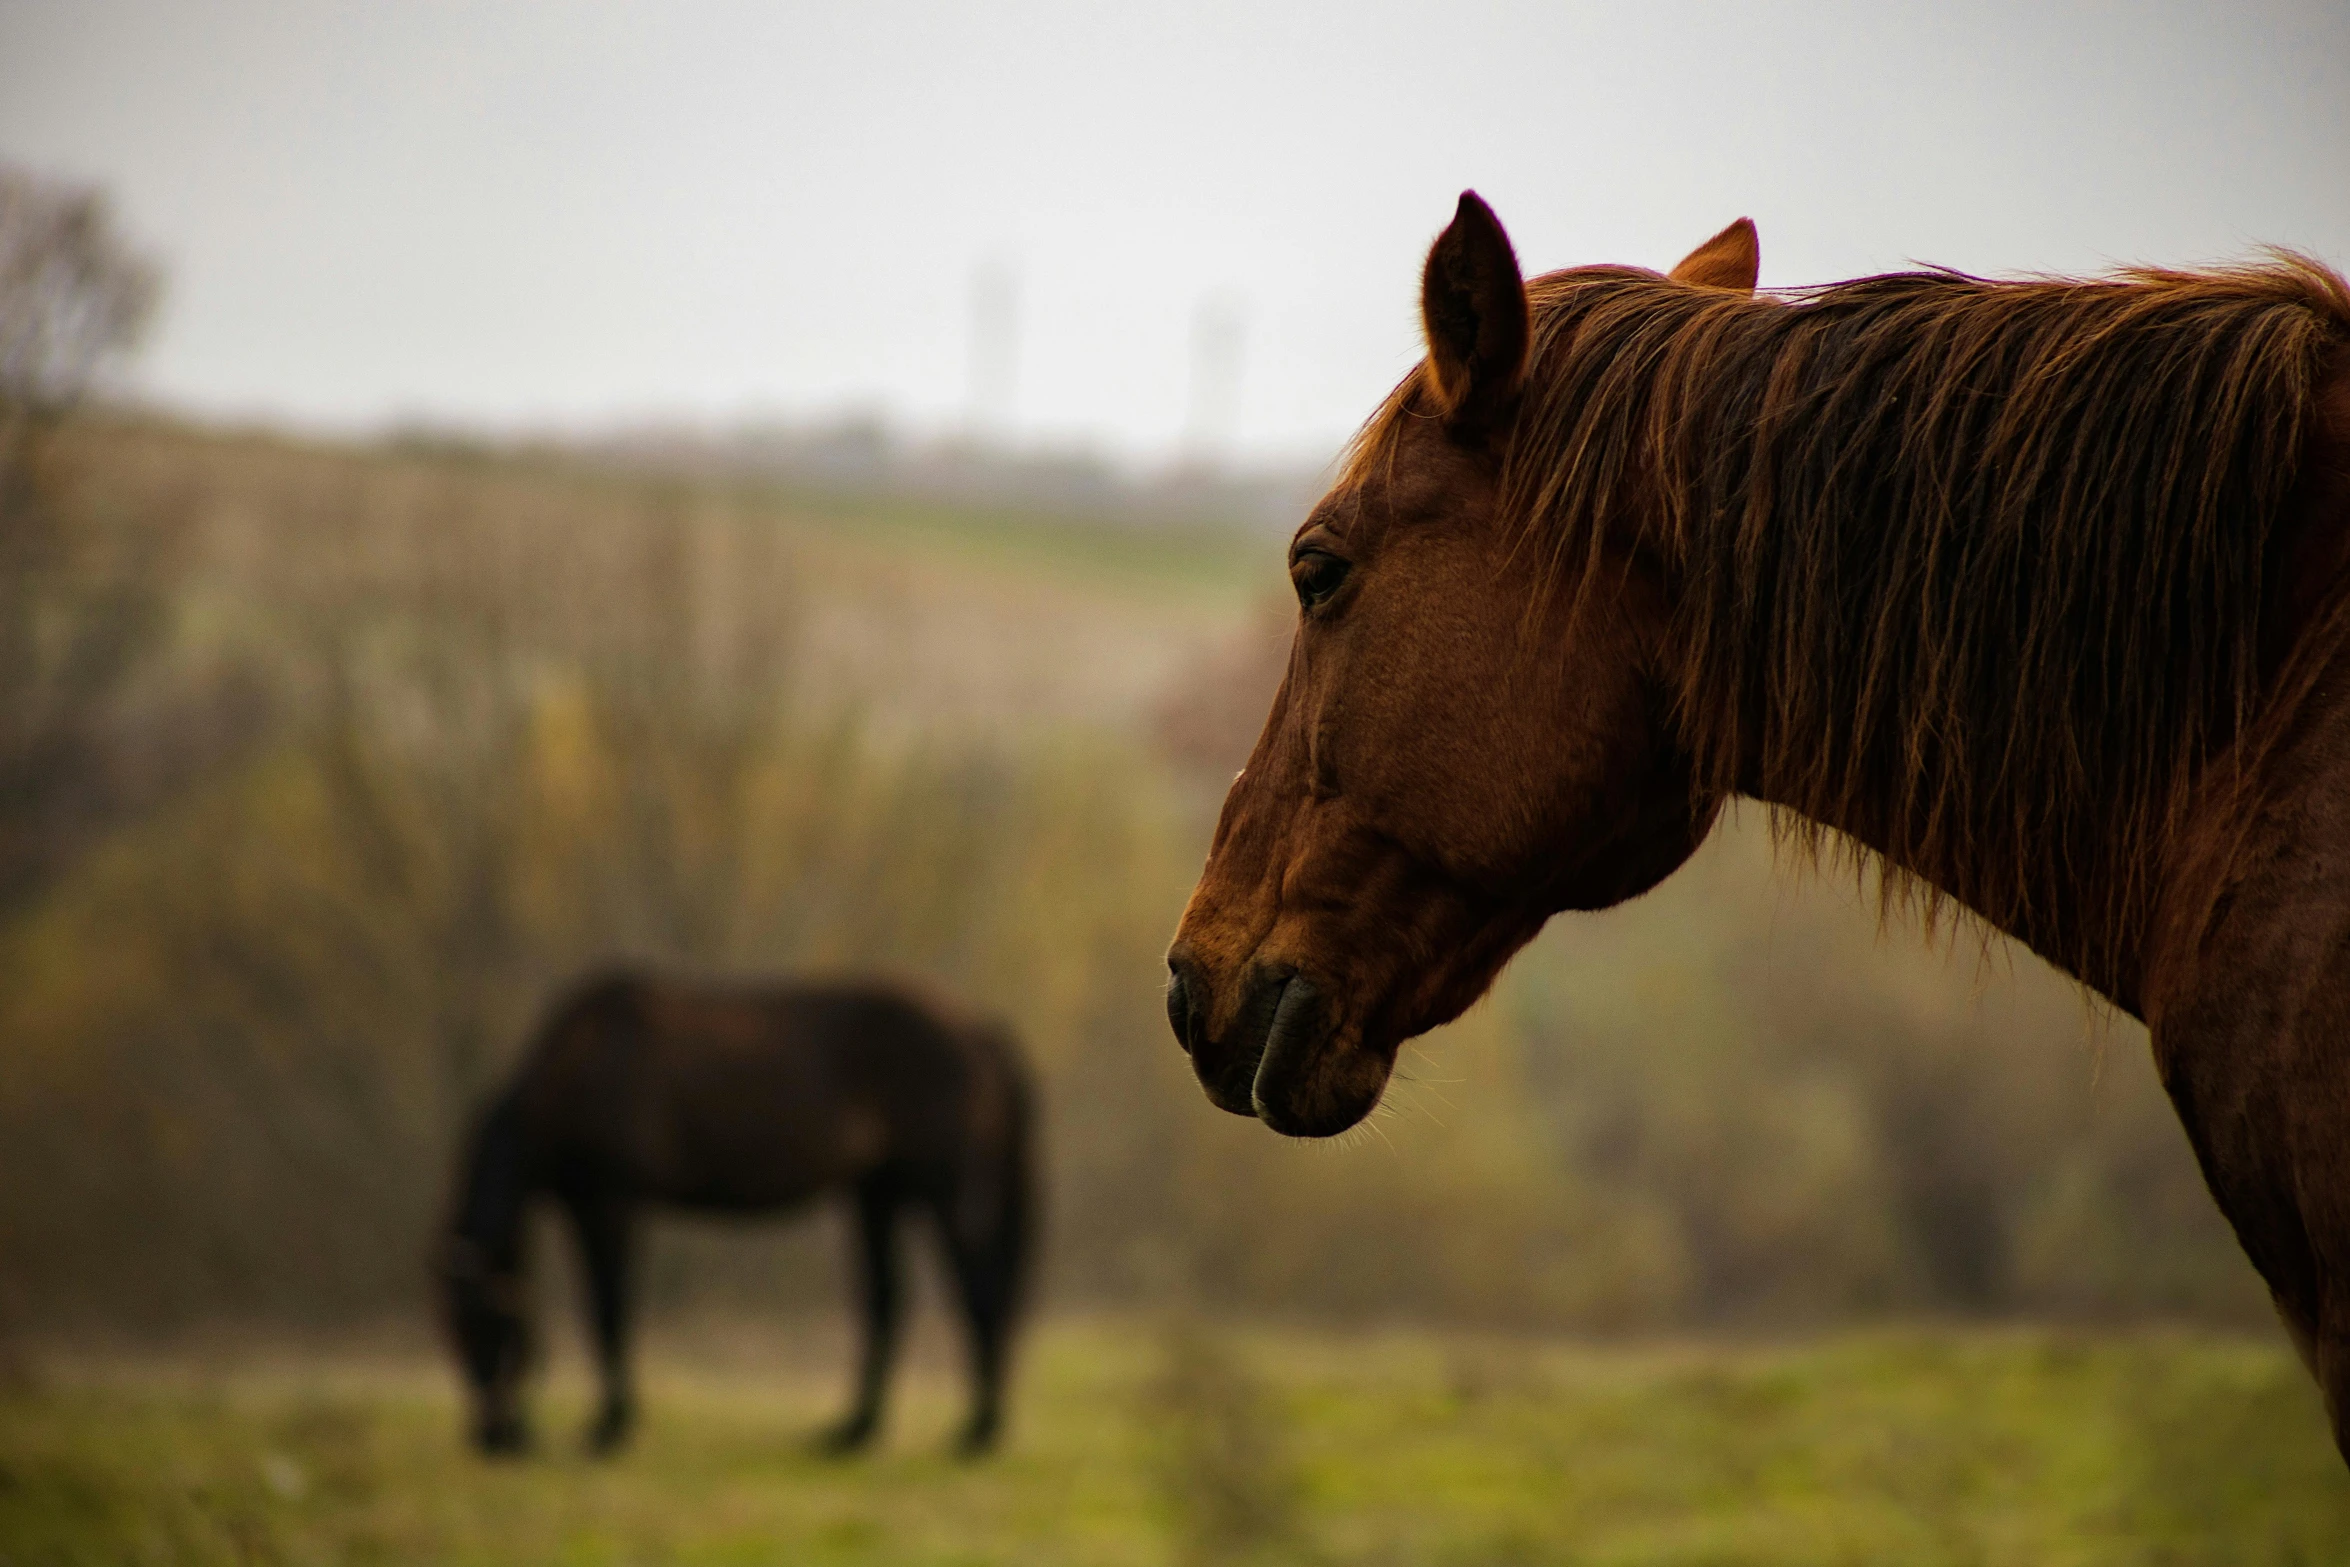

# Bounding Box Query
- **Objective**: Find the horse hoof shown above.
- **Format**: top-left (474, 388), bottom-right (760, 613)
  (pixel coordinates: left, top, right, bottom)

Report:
top-left (584, 1417), bottom-right (634, 1458)
top-left (812, 1419), bottom-right (876, 1458)
top-left (474, 1419), bottom-right (532, 1459)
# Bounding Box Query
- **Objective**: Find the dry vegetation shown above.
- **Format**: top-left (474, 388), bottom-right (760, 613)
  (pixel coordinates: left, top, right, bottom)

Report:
top-left (0, 408), bottom-right (2276, 1342)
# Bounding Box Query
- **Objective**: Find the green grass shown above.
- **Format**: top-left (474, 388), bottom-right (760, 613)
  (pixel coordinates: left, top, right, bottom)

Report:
top-left (2, 1322), bottom-right (2346, 1566)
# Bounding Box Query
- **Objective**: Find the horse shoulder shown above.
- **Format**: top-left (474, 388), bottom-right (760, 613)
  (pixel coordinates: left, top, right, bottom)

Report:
top-left (515, 977), bottom-right (651, 1145)
top-left (2144, 621), bottom-right (2350, 1422)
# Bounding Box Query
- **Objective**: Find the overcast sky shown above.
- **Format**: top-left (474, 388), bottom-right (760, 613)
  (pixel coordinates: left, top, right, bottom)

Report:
top-left (4, 0), bottom-right (2346, 465)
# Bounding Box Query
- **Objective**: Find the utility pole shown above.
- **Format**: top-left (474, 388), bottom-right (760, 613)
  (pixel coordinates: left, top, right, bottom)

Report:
top-left (966, 260), bottom-right (1019, 444)
top-left (1182, 290), bottom-right (1246, 466)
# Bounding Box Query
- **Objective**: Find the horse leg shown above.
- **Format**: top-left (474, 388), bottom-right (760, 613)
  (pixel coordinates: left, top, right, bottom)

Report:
top-left (819, 1172), bottom-right (903, 1455)
top-left (930, 1173), bottom-right (1024, 1457)
top-left (564, 1183), bottom-right (637, 1456)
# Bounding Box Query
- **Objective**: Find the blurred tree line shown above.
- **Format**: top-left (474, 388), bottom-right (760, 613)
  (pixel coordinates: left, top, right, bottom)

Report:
top-left (0, 168), bottom-right (2268, 1348)
top-left (0, 166), bottom-right (168, 918)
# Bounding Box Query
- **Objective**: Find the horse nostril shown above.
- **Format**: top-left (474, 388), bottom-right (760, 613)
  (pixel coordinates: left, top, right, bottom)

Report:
top-left (1164, 972), bottom-right (1190, 1052)
top-left (1165, 952), bottom-right (1203, 1055)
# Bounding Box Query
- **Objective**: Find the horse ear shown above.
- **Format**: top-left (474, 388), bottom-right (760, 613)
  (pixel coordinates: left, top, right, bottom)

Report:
top-left (1421, 191), bottom-right (1528, 437)
top-left (1668, 217), bottom-right (1759, 293)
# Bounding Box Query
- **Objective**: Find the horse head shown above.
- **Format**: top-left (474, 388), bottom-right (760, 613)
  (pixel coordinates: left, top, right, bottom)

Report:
top-left (1164, 194), bottom-right (1752, 1137)
top-left (436, 1233), bottom-right (534, 1454)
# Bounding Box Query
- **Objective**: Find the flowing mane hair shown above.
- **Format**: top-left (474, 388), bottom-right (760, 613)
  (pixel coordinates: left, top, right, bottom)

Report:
top-left (1357, 253), bottom-right (2350, 978)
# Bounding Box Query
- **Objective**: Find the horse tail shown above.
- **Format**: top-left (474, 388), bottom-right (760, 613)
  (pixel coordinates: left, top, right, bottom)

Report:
top-left (942, 1018), bottom-right (1035, 1308)
top-left (990, 1027), bottom-right (1039, 1316)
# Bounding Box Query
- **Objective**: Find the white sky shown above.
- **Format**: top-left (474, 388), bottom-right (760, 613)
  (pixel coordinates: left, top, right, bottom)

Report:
top-left (4, 0), bottom-right (2346, 465)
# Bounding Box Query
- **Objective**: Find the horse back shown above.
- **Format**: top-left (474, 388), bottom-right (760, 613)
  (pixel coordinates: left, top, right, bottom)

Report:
top-left (510, 971), bottom-right (1026, 1211)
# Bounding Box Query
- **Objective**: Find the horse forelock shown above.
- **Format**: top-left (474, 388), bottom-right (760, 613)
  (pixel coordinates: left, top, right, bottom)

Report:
top-left (1483, 251), bottom-right (2350, 983)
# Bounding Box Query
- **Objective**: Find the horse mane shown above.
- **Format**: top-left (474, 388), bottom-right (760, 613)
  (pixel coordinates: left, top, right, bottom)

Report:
top-left (1360, 252), bottom-right (2350, 979)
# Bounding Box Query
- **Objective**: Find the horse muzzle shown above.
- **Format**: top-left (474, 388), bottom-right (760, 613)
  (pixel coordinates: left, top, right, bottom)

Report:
top-left (1165, 949), bottom-right (1391, 1137)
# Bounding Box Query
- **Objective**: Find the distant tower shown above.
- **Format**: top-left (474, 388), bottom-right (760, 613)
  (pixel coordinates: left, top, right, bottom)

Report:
top-left (1183, 290), bottom-right (1247, 465)
top-left (966, 261), bottom-right (1019, 443)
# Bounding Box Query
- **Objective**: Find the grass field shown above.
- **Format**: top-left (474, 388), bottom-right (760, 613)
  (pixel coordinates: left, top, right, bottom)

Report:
top-left (4, 1320), bottom-right (2346, 1566)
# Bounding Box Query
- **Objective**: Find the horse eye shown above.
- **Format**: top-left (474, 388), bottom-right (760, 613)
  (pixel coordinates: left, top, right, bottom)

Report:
top-left (1290, 550), bottom-right (1352, 611)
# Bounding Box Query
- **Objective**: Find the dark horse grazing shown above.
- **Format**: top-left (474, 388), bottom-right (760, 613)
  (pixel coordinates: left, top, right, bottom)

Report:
top-left (438, 971), bottom-right (1033, 1457)
top-left (1167, 193), bottom-right (2350, 1457)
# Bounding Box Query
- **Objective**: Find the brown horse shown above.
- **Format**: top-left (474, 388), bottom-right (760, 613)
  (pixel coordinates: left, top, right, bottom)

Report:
top-left (1167, 193), bottom-right (2350, 1454)
top-left (438, 970), bottom-right (1033, 1457)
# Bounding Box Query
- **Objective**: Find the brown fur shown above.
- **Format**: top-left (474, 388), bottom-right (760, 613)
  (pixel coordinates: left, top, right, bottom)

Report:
top-left (1167, 192), bottom-right (2350, 1461)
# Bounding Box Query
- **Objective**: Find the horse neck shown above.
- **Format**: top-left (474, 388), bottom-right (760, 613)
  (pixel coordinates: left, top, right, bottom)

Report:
top-left (453, 1089), bottom-right (533, 1266)
top-left (1644, 535), bottom-right (2158, 1012)
top-left (1690, 340), bottom-right (2350, 1016)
